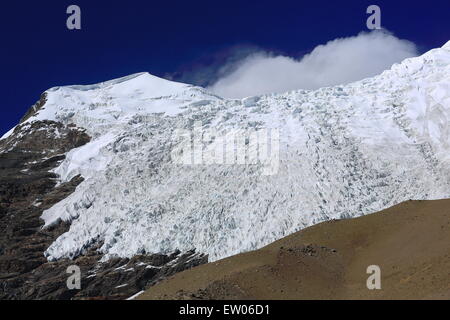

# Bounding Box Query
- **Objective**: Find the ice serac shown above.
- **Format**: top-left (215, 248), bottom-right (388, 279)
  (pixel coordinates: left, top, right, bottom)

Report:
top-left (28, 42), bottom-right (450, 262)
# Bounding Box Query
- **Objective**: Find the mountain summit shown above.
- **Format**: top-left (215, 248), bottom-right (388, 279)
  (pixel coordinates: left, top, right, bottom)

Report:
top-left (2, 41), bottom-right (450, 266)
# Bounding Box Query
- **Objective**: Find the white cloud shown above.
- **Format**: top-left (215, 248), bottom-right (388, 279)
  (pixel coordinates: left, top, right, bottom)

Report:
top-left (208, 31), bottom-right (418, 98)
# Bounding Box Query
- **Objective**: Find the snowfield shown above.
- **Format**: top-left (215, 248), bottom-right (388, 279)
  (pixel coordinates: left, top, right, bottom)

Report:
top-left (9, 41), bottom-right (450, 261)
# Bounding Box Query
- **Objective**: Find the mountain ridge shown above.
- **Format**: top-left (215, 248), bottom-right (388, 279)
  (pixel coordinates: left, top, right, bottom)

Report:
top-left (2, 40), bottom-right (450, 263)
top-left (14, 40), bottom-right (450, 263)
top-left (1, 40), bottom-right (449, 300)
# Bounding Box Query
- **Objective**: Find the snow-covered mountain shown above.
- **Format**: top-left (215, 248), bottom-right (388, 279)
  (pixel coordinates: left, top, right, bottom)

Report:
top-left (4, 41), bottom-right (450, 262)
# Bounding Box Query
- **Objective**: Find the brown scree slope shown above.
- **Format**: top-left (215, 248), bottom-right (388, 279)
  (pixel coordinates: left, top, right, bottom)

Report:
top-left (139, 199), bottom-right (450, 300)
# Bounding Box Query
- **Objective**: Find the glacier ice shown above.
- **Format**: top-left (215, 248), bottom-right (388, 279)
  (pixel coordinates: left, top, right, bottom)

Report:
top-left (15, 43), bottom-right (450, 261)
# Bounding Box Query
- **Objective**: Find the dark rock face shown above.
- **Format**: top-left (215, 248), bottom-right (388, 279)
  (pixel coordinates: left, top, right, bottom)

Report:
top-left (19, 93), bottom-right (48, 124)
top-left (69, 249), bottom-right (206, 300)
top-left (2, 246), bottom-right (206, 300)
top-left (0, 119), bottom-right (207, 300)
top-left (0, 120), bottom-right (89, 299)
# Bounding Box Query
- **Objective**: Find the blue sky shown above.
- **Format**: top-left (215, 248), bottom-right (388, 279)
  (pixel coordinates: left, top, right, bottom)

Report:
top-left (1, 0), bottom-right (449, 135)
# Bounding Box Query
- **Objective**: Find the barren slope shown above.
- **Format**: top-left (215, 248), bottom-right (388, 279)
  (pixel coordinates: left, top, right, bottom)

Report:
top-left (139, 199), bottom-right (450, 300)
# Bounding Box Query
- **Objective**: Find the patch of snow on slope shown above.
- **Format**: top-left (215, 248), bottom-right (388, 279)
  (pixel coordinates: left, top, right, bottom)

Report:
top-left (34, 42), bottom-right (450, 262)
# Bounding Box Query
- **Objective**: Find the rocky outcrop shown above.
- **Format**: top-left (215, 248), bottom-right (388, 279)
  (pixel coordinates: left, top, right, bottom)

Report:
top-left (2, 246), bottom-right (206, 300)
top-left (0, 119), bottom-right (207, 300)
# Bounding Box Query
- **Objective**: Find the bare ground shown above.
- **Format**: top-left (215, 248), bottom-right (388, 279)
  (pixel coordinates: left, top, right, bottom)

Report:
top-left (139, 199), bottom-right (450, 300)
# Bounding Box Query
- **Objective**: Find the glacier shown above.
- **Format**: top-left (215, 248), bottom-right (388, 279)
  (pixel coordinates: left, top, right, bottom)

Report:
top-left (9, 41), bottom-right (450, 262)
